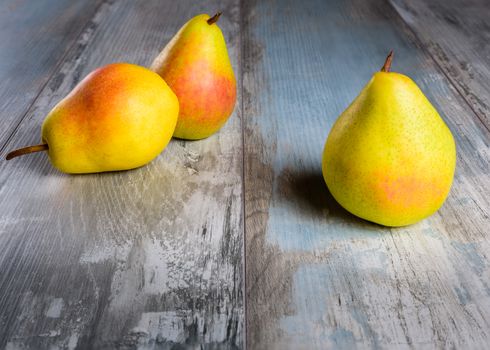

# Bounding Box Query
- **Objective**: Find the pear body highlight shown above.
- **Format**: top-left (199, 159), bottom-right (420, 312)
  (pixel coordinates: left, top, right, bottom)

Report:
top-left (151, 14), bottom-right (236, 140)
top-left (322, 70), bottom-right (456, 227)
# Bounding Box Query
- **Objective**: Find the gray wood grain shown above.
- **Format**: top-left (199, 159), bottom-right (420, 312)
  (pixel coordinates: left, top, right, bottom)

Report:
top-left (0, 0), bottom-right (104, 148)
top-left (243, 0), bottom-right (490, 348)
top-left (0, 1), bottom-right (243, 349)
top-left (390, 0), bottom-right (490, 130)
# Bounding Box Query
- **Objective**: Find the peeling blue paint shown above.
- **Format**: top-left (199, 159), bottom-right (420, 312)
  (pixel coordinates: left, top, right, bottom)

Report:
top-left (451, 242), bottom-right (486, 275)
top-left (279, 265), bottom-right (332, 346)
top-left (454, 285), bottom-right (472, 305)
top-left (330, 328), bottom-right (357, 349)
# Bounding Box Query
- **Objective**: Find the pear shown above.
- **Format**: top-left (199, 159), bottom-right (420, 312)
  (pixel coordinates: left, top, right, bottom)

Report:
top-left (6, 63), bottom-right (179, 174)
top-left (150, 13), bottom-right (236, 140)
top-left (322, 52), bottom-right (456, 227)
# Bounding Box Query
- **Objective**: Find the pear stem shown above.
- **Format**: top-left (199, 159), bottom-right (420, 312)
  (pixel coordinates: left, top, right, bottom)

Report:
top-left (207, 12), bottom-right (222, 25)
top-left (6, 143), bottom-right (49, 160)
top-left (381, 50), bottom-right (394, 72)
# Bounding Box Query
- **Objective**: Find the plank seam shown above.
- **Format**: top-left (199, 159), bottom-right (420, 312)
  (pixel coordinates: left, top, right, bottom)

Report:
top-left (239, 0), bottom-right (247, 348)
top-left (387, 0), bottom-right (490, 134)
top-left (0, 0), bottom-right (109, 156)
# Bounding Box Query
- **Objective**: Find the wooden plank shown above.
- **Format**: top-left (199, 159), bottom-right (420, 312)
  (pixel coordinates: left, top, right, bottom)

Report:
top-left (390, 0), bottom-right (490, 130)
top-left (0, 1), bottom-right (243, 348)
top-left (0, 0), bottom-right (104, 147)
top-left (243, 0), bottom-right (490, 348)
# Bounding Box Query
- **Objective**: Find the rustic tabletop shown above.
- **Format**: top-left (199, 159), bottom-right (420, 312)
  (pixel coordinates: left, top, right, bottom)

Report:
top-left (0, 0), bottom-right (489, 349)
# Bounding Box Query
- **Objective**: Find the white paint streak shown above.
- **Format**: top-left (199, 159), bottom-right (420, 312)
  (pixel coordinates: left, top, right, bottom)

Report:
top-left (142, 239), bottom-right (169, 295)
top-left (45, 298), bottom-right (64, 318)
top-left (132, 311), bottom-right (188, 343)
top-left (67, 333), bottom-right (79, 350)
top-left (79, 244), bottom-right (115, 264)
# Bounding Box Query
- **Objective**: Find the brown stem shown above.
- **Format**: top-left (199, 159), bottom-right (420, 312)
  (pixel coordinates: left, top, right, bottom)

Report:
top-left (207, 12), bottom-right (222, 25)
top-left (6, 143), bottom-right (49, 160)
top-left (381, 50), bottom-right (394, 72)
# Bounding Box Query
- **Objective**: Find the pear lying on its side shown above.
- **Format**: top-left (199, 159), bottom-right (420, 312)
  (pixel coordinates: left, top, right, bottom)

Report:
top-left (6, 63), bottom-right (179, 173)
top-left (151, 13), bottom-right (236, 140)
top-left (322, 52), bottom-right (456, 227)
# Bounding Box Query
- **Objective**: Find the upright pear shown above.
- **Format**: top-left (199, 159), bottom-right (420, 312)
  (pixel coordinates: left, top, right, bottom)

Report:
top-left (151, 13), bottom-right (236, 140)
top-left (6, 63), bottom-right (179, 173)
top-left (322, 52), bottom-right (456, 227)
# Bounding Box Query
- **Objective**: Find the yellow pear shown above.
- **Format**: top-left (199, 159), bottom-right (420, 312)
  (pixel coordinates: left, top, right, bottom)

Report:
top-left (6, 63), bottom-right (179, 173)
top-left (322, 52), bottom-right (456, 226)
top-left (150, 13), bottom-right (236, 140)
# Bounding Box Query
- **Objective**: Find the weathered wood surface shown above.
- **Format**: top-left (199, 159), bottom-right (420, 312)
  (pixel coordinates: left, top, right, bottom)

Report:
top-left (1, 0), bottom-right (490, 348)
top-left (0, 0), bottom-right (243, 349)
top-left (0, 0), bottom-right (104, 147)
top-left (391, 0), bottom-right (490, 130)
top-left (243, 0), bottom-right (489, 348)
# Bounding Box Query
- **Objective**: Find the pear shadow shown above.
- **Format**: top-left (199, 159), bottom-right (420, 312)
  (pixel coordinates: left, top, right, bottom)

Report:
top-left (172, 135), bottom-right (211, 143)
top-left (3, 151), bottom-right (153, 182)
top-left (276, 168), bottom-right (383, 231)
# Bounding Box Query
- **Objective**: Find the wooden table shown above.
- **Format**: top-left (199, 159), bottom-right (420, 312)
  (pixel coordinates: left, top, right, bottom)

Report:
top-left (0, 0), bottom-right (488, 348)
